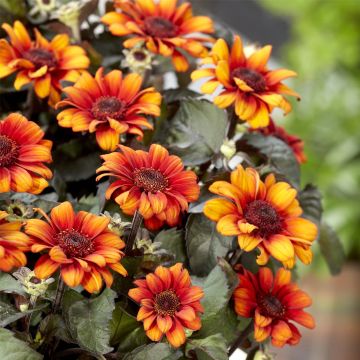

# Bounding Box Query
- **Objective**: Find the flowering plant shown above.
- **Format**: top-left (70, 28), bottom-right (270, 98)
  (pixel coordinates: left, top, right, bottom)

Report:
top-left (0, 1), bottom-right (344, 359)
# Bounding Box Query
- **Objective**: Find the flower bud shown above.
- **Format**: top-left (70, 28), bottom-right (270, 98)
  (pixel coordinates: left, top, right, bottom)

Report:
top-left (122, 47), bottom-right (154, 74)
top-left (220, 139), bottom-right (236, 159)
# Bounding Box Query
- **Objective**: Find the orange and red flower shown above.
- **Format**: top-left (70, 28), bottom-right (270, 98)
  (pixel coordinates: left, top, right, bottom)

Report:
top-left (128, 263), bottom-right (204, 347)
top-left (102, 0), bottom-right (214, 72)
top-left (0, 21), bottom-right (89, 106)
top-left (253, 119), bottom-right (307, 164)
top-left (233, 266), bottom-right (315, 347)
top-left (191, 35), bottom-right (299, 128)
top-left (0, 211), bottom-right (30, 272)
top-left (25, 202), bottom-right (127, 293)
top-left (204, 165), bottom-right (317, 268)
top-left (56, 67), bottom-right (161, 151)
top-left (0, 113), bottom-right (52, 194)
top-left (96, 144), bottom-right (200, 230)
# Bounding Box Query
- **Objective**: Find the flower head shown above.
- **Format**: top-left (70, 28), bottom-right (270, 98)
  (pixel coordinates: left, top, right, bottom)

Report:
top-left (253, 119), bottom-right (307, 164)
top-left (122, 46), bottom-right (154, 74)
top-left (0, 211), bottom-right (30, 272)
top-left (0, 21), bottom-right (89, 106)
top-left (128, 263), bottom-right (204, 347)
top-left (13, 266), bottom-right (55, 298)
top-left (25, 202), bottom-right (127, 293)
top-left (56, 68), bottom-right (161, 151)
top-left (0, 113), bottom-right (52, 194)
top-left (191, 35), bottom-right (299, 128)
top-left (96, 144), bottom-right (200, 230)
top-left (204, 165), bottom-right (317, 268)
top-left (233, 267), bottom-right (315, 347)
top-left (102, 0), bottom-right (214, 72)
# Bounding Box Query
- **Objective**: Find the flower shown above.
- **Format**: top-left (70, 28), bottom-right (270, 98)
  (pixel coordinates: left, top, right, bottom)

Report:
top-left (102, 0), bottom-right (214, 72)
top-left (253, 119), bottom-right (307, 164)
top-left (203, 165), bottom-right (317, 268)
top-left (122, 46), bottom-right (154, 74)
top-left (25, 202), bottom-right (127, 293)
top-left (0, 113), bottom-right (52, 194)
top-left (191, 35), bottom-right (300, 128)
top-left (12, 266), bottom-right (55, 299)
top-left (128, 263), bottom-right (204, 347)
top-left (0, 21), bottom-right (89, 106)
top-left (0, 211), bottom-right (30, 272)
top-left (96, 144), bottom-right (200, 230)
top-left (233, 266), bottom-right (315, 347)
top-left (56, 68), bottom-right (161, 151)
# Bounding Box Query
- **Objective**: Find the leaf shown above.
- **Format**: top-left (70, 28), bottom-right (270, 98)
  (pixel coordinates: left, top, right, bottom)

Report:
top-left (196, 259), bottom-right (238, 318)
top-left (64, 288), bottom-right (117, 355)
top-left (318, 222), bottom-right (345, 275)
top-left (154, 228), bottom-right (186, 263)
top-left (0, 300), bottom-right (26, 327)
top-left (162, 89), bottom-right (200, 103)
top-left (241, 133), bottom-right (300, 187)
top-left (186, 333), bottom-right (229, 360)
top-left (0, 0), bottom-right (26, 18)
top-left (195, 307), bottom-right (239, 347)
top-left (185, 214), bottom-right (236, 276)
top-left (110, 303), bottom-right (143, 347)
top-left (0, 300), bottom-right (48, 327)
top-left (123, 343), bottom-right (182, 360)
top-left (299, 184), bottom-right (323, 225)
top-left (164, 99), bottom-right (228, 166)
top-left (0, 272), bottom-right (25, 295)
top-left (0, 328), bottom-right (43, 360)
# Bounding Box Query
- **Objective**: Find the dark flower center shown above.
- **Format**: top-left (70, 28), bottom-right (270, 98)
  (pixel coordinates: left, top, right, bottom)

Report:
top-left (133, 167), bottom-right (168, 193)
top-left (154, 290), bottom-right (180, 316)
top-left (143, 16), bottom-right (177, 38)
top-left (133, 50), bottom-right (147, 61)
top-left (231, 67), bottom-right (266, 92)
top-left (258, 294), bottom-right (285, 319)
top-left (0, 135), bottom-right (19, 167)
top-left (56, 229), bottom-right (94, 258)
top-left (244, 200), bottom-right (282, 238)
top-left (91, 96), bottom-right (127, 121)
top-left (24, 48), bottom-right (57, 69)
top-left (29, 276), bottom-right (41, 284)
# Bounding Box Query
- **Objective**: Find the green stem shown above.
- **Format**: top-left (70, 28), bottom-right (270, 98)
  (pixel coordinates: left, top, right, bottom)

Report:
top-left (125, 210), bottom-right (143, 254)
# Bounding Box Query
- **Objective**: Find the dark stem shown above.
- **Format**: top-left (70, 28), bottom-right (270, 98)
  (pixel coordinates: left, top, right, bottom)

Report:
top-left (228, 320), bottom-right (254, 356)
top-left (125, 210), bottom-right (143, 254)
top-left (227, 106), bottom-right (238, 139)
top-left (229, 249), bottom-right (244, 267)
top-left (52, 277), bottom-right (66, 314)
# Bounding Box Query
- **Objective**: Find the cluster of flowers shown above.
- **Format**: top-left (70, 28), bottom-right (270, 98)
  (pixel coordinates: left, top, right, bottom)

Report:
top-left (0, 0), bottom-right (315, 352)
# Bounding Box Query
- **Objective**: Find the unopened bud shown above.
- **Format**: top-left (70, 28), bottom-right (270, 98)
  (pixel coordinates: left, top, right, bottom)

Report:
top-left (220, 139), bottom-right (236, 159)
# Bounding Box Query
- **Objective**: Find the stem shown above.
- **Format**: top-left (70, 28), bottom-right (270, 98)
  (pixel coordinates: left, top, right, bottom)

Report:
top-left (125, 210), bottom-right (143, 254)
top-left (227, 106), bottom-right (238, 139)
top-left (228, 320), bottom-right (254, 356)
top-left (24, 296), bottom-right (37, 337)
top-left (229, 249), bottom-right (244, 267)
top-left (52, 277), bottom-right (66, 314)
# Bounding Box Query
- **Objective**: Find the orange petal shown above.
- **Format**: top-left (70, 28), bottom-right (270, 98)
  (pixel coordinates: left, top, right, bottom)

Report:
top-left (157, 315), bottom-right (173, 333)
top-left (287, 309), bottom-right (315, 329)
top-left (34, 254), bottom-right (60, 279)
top-left (204, 198), bottom-right (237, 222)
top-left (61, 263), bottom-right (84, 287)
top-left (50, 201), bottom-right (75, 231)
top-left (166, 319), bottom-right (186, 348)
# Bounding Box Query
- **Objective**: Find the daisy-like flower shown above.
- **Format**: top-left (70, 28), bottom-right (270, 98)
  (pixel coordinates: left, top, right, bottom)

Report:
top-left (0, 21), bottom-right (89, 106)
top-left (253, 119), bottom-right (307, 164)
top-left (128, 263), bottom-right (204, 348)
top-left (0, 113), bottom-right (52, 194)
top-left (121, 46), bottom-right (154, 74)
top-left (233, 266), bottom-right (315, 347)
top-left (0, 211), bottom-right (30, 272)
top-left (204, 165), bottom-right (317, 268)
top-left (191, 35), bottom-right (299, 128)
top-left (96, 144), bottom-right (200, 230)
top-left (25, 202), bottom-right (127, 293)
top-left (102, 0), bottom-right (214, 72)
top-left (56, 68), bottom-right (161, 151)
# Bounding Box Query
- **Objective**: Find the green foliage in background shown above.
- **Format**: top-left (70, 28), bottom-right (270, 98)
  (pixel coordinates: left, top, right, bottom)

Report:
top-left (260, 0), bottom-right (360, 261)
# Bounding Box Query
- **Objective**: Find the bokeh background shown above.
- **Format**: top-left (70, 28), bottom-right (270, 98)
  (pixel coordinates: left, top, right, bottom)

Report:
top-left (197, 0), bottom-right (360, 359)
